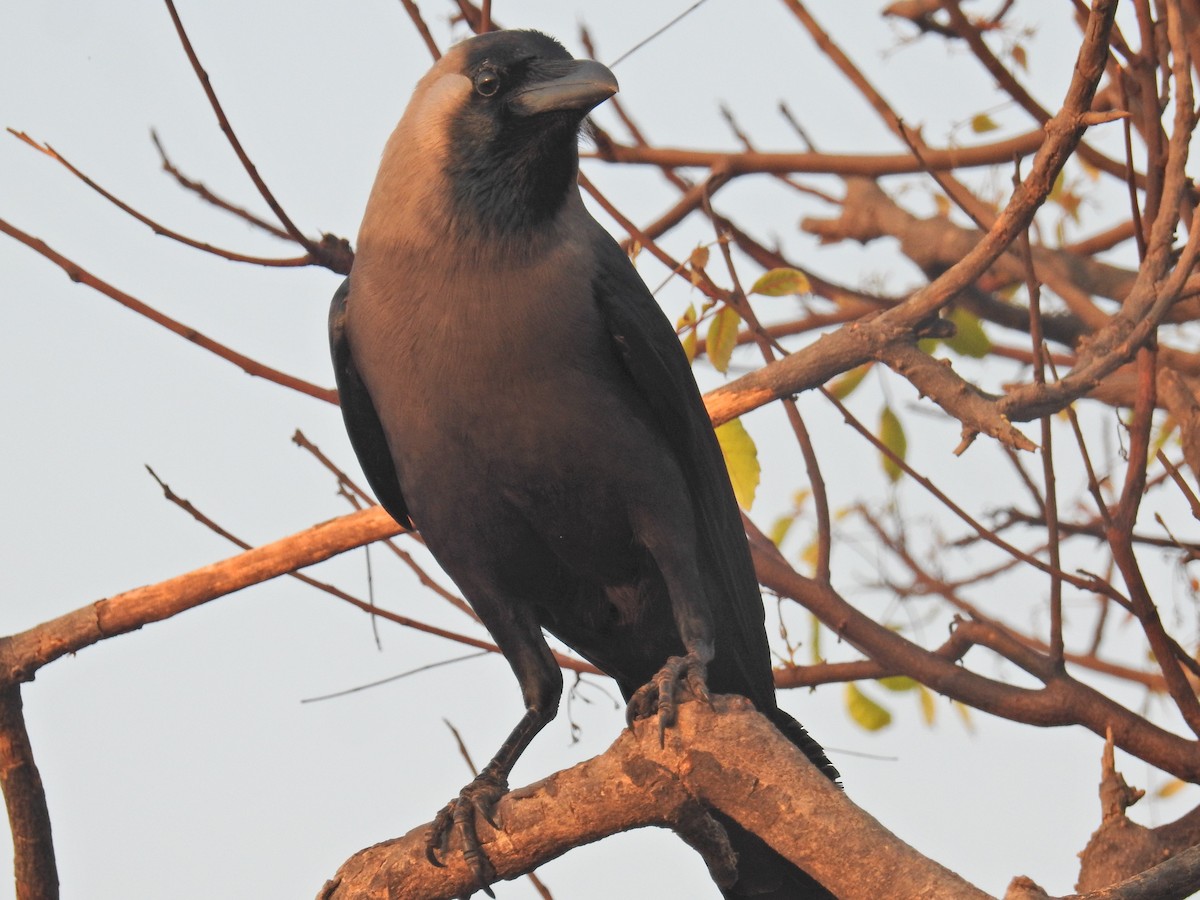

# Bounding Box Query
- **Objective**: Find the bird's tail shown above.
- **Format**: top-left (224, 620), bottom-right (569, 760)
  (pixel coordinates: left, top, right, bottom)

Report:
top-left (718, 708), bottom-right (839, 900)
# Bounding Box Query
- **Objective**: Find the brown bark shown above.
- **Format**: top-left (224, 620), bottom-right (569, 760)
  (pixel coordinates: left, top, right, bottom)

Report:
top-left (0, 686), bottom-right (57, 900)
top-left (319, 698), bottom-right (990, 900)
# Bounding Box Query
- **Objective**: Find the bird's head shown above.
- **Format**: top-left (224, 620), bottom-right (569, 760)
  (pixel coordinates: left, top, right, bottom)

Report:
top-left (363, 30), bottom-right (618, 249)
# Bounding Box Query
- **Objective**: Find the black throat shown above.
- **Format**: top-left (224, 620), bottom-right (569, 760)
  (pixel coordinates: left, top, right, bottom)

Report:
top-left (445, 108), bottom-right (583, 237)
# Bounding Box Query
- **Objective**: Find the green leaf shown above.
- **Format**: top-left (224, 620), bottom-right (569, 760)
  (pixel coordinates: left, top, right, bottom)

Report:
top-left (917, 685), bottom-right (937, 726)
top-left (715, 417), bottom-right (760, 510)
top-left (879, 406), bottom-right (907, 483)
top-left (827, 363), bottom-right (871, 400)
top-left (877, 675), bottom-right (918, 692)
top-left (750, 267), bottom-right (811, 297)
top-left (944, 308), bottom-right (991, 358)
top-left (707, 306), bottom-right (741, 374)
top-left (845, 683), bottom-right (892, 732)
top-left (970, 113), bottom-right (999, 134)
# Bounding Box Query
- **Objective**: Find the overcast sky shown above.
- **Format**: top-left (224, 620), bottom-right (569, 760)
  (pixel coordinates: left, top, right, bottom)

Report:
top-left (2, 2), bottom-right (1193, 898)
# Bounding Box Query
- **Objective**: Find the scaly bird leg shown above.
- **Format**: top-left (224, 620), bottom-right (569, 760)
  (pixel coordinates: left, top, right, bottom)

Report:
top-left (626, 642), bottom-right (714, 743)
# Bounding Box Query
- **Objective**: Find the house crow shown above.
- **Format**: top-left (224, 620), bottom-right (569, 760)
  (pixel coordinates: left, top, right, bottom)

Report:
top-left (329, 29), bottom-right (838, 898)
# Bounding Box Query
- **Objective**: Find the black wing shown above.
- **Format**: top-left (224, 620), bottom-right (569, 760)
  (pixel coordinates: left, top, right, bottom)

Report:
top-left (328, 277), bottom-right (413, 528)
top-left (589, 233), bottom-right (778, 713)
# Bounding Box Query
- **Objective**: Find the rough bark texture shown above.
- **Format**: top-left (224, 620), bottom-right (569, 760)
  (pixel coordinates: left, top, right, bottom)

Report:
top-left (319, 698), bottom-right (989, 900)
top-left (0, 686), bottom-right (57, 900)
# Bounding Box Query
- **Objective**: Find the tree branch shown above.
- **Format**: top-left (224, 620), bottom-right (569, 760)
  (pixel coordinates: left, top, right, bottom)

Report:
top-left (319, 699), bottom-right (991, 900)
top-left (0, 686), bottom-right (57, 900)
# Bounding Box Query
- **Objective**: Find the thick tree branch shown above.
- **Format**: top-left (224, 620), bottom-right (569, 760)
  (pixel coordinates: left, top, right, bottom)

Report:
top-left (319, 699), bottom-right (990, 900)
top-left (592, 129), bottom-right (1046, 177)
top-left (0, 686), bottom-right (56, 900)
top-left (752, 547), bottom-right (1200, 783)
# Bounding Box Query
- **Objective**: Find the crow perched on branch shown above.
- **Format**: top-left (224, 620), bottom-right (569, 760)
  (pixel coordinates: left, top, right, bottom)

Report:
top-left (330, 28), bottom-right (837, 898)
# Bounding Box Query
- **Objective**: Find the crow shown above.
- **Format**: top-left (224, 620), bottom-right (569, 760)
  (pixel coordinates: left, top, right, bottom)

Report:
top-left (329, 28), bottom-right (838, 898)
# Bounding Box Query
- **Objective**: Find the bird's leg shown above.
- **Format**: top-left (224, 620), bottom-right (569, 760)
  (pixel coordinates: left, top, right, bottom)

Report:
top-left (626, 638), bottom-right (714, 739)
top-left (425, 619), bottom-right (561, 898)
top-left (426, 707), bottom-right (548, 896)
top-left (626, 542), bottom-right (717, 739)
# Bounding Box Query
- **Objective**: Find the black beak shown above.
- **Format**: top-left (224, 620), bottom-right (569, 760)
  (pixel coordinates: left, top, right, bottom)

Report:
top-left (510, 59), bottom-right (618, 116)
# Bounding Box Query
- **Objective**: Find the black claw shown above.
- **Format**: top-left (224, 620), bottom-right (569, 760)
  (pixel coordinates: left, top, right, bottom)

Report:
top-left (424, 772), bottom-right (507, 896)
top-left (627, 651), bottom-right (711, 744)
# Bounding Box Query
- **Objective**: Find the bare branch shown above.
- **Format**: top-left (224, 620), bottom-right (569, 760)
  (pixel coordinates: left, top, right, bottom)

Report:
top-left (0, 686), bottom-right (57, 900)
top-left (162, 0), bottom-right (317, 253)
top-left (321, 699), bottom-right (991, 900)
top-left (0, 217), bottom-right (338, 405)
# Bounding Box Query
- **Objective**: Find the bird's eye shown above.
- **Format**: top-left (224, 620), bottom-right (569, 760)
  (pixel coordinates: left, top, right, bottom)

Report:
top-left (474, 70), bottom-right (501, 97)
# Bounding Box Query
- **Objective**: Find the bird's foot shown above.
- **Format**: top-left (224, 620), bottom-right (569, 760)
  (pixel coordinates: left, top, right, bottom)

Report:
top-left (425, 769), bottom-right (508, 898)
top-left (626, 650), bottom-right (712, 743)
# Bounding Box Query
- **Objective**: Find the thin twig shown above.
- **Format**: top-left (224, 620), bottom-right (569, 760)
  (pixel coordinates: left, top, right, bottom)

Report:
top-left (8, 130), bottom-right (314, 268)
top-left (162, 0), bottom-right (316, 253)
top-left (150, 130), bottom-right (291, 240)
top-left (399, 0), bottom-right (441, 60)
top-left (143, 466), bottom-right (598, 676)
top-left (0, 217), bottom-right (338, 404)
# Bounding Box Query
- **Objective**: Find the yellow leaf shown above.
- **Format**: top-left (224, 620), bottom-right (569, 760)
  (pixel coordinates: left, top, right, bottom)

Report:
top-left (689, 244), bottom-right (710, 272)
top-left (768, 514), bottom-right (795, 547)
top-left (953, 700), bottom-right (975, 733)
top-left (918, 685), bottom-right (937, 726)
top-left (845, 683), bottom-right (892, 732)
top-left (676, 303), bottom-right (698, 363)
top-left (809, 613), bottom-right (822, 665)
top-left (800, 539), bottom-right (819, 574)
top-left (970, 113), bottom-right (999, 133)
top-left (715, 417), bottom-right (760, 510)
top-left (828, 363), bottom-right (871, 400)
top-left (877, 676), bottom-right (918, 692)
top-left (879, 406), bottom-right (907, 483)
top-left (1157, 778), bottom-right (1188, 798)
top-left (707, 305), bottom-right (741, 373)
top-left (750, 267), bottom-right (811, 297)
